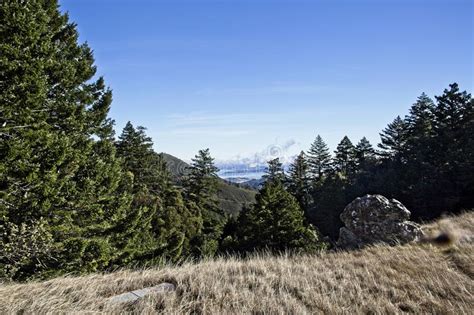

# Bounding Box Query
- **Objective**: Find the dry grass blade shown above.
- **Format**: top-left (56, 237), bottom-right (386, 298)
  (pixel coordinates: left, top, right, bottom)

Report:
top-left (1, 212), bottom-right (473, 314)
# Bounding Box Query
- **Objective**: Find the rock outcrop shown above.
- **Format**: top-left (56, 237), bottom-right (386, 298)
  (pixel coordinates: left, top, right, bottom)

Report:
top-left (337, 194), bottom-right (423, 249)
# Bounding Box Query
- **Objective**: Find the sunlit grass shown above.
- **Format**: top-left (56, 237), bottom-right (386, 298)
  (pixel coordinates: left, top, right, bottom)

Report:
top-left (1, 212), bottom-right (472, 314)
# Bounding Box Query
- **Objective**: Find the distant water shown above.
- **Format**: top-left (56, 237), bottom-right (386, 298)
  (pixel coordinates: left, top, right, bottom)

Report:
top-left (217, 166), bottom-right (265, 182)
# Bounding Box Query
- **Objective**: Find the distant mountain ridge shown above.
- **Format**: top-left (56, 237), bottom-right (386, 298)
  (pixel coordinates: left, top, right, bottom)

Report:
top-left (161, 153), bottom-right (257, 216)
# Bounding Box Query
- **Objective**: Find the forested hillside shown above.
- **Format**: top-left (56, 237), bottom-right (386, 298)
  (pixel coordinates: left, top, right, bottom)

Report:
top-left (1, 0), bottom-right (473, 283)
top-left (161, 153), bottom-right (256, 216)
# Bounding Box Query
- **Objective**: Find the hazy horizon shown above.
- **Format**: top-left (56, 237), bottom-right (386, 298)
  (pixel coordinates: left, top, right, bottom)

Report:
top-left (61, 0), bottom-right (473, 161)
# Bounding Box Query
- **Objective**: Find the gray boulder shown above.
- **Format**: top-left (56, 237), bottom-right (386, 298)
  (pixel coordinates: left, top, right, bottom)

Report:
top-left (337, 194), bottom-right (423, 249)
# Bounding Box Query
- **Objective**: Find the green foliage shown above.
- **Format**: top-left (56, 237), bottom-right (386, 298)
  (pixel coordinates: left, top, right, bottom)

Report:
top-left (160, 153), bottom-right (256, 217)
top-left (307, 135), bottom-right (332, 179)
top-left (378, 116), bottom-right (408, 160)
top-left (0, 0), bottom-right (133, 279)
top-left (235, 180), bottom-right (326, 252)
top-left (184, 149), bottom-right (223, 257)
top-left (1, 0), bottom-right (472, 280)
top-left (287, 151), bottom-right (311, 212)
top-left (304, 84), bottom-right (473, 241)
top-left (263, 158), bottom-right (286, 184)
top-left (115, 123), bottom-right (202, 264)
top-left (333, 136), bottom-right (357, 176)
top-left (0, 219), bottom-right (54, 281)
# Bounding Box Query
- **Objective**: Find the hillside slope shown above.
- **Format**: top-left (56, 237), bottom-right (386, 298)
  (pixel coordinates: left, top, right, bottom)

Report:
top-left (1, 212), bottom-right (472, 314)
top-left (161, 153), bottom-right (256, 216)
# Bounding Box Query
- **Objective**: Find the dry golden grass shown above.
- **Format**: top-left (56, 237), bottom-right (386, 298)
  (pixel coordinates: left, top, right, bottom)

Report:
top-left (1, 212), bottom-right (473, 314)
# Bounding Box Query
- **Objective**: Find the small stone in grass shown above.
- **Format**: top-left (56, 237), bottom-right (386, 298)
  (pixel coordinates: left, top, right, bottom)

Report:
top-left (108, 283), bottom-right (176, 304)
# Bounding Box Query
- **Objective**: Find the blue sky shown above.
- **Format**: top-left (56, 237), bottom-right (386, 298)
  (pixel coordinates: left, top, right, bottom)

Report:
top-left (60, 0), bottom-right (473, 162)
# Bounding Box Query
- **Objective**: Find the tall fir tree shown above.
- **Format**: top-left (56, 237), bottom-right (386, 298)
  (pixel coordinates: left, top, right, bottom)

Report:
top-left (405, 93), bottom-right (436, 146)
top-left (236, 180), bottom-right (325, 252)
top-left (378, 116), bottom-right (408, 161)
top-left (333, 136), bottom-right (357, 176)
top-left (402, 93), bottom-right (437, 215)
top-left (287, 151), bottom-right (311, 212)
top-left (115, 123), bottom-right (201, 264)
top-left (430, 84), bottom-right (473, 214)
top-left (263, 158), bottom-right (286, 184)
top-left (184, 149), bottom-right (223, 257)
top-left (355, 137), bottom-right (376, 168)
top-left (308, 175), bottom-right (347, 240)
top-left (0, 0), bottom-right (133, 279)
top-left (307, 135), bottom-right (332, 179)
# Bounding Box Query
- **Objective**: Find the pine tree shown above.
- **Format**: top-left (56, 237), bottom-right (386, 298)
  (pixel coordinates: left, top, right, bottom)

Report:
top-left (429, 84), bottom-right (474, 214)
top-left (287, 151), bottom-right (311, 211)
top-left (116, 122), bottom-right (164, 193)
top-left (402, 94), bottom-right (437, 215)
top-left (308, 175), bottom-right (347, 239)
top-left (236, 181), bottom-right (325, 252)
top-left (405, 93), bottom-right (436, 145)
top-left (184, 149), bottom-right (223, 257)
top-left (307, 135), bottom-right (332, 179)
top-left (0, 0), bottom-right (132, 279)
top-left (263, 158), bottom-right (286, 184)
top-left (355, 137), bottom-right (376, 167)
top-left (378, 116), bottom-right (408, 161)
top-left (115, 123), bottom-right (202, 264)
top-left (333, 136), bottom-right (357, 176)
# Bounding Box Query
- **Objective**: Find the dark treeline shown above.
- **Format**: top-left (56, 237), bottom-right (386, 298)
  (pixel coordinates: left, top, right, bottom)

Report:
top-left (281, 85), bottom-right (474, 240)
top-left (222, 86), bottom-right (474, 247)
top-left (1, 1), bottom-right (473, 281)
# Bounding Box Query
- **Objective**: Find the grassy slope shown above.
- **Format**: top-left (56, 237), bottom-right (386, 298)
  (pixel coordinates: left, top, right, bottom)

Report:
top-left (1, 212), bottom-right (473, 314)
top-left (161, 153), bottom-right (256, 216)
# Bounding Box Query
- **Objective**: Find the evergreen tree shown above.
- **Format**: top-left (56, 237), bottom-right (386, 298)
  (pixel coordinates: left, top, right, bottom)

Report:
top-left (351, 137), bottom-right (378, 197)
top-left (307, 135), bottom-right (332, 179)
top-left (236, 181), bottom-right (325, 252)
top-left (263, 158), bottom-right (286, 184)
top-left (405, 93), bottom-right (436, 145)
top-left (184, 149), bottom-right (223, 257)
top-left (378, 116), bottom-right (408, 160)
top-left (429, 84), bottom-right (473, 214)
top-left (115, 123), bottom-right (202, 264)
top-left (402, 94), bottom-right (437, 215)
top-left (116, 122), bottom-right (160, 192)
top-left (355, 137), bottom-right (376, 167)
top-left (333, 136), bottom-right (357, 176)
top-left (308, 175), bottom-right (347, 240)
top-left (287, 151), bottom-right (311, 211)
top-left (0, 0), bottom-right (132, 279)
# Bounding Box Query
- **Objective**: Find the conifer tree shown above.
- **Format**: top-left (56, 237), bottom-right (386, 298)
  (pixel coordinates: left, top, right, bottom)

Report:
top-left (307, 135), bottom-right (332, 179)
top-left (402, 94), bottom-right (437, 214)
top-left (333, 136), bottom-right (357, 176)
top-left (378, 116), bottom-right (408, 160)
top-left (236, 181), bottom-right (325, 252)
top-left (115, 123), bottom-right (202, 263)
top-left (405, 93), bottom-right (436, 145)
top-left (0, 0), bottom-right (132, 279)
top-left (263, 158), bottom-right (286, 184)
top-left (308, 174), bottom-right (347, 239)
top-left (287, 152), bottom-right (311, 211)
top-left (184, 149), bottom-right (223, 257)
top-left (355, 137), bottom-right (376, 167)
top-left (429, 84), bottom-right (474, 213)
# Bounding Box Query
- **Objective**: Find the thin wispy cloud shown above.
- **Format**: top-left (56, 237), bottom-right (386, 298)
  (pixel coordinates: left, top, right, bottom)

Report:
top-left (160, 112), bottom-right (266, 138)
top-left (196, 83), bottom-right (333, 97)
